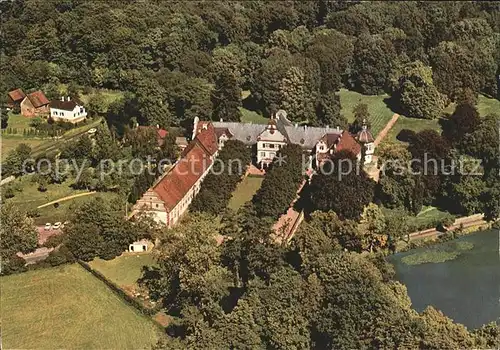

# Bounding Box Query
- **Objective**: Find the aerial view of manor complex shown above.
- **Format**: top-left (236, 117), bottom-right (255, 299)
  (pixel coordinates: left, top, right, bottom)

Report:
top-left (1, 1), bottom-right (499, 349)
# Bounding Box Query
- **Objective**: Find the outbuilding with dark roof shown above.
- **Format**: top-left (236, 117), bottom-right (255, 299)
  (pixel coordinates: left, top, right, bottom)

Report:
top-left (20, 90), bottom-right (50, 117)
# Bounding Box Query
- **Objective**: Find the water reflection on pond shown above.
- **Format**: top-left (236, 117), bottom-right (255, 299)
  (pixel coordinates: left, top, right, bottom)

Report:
top-left (389, 229), bottom-right (500, 329)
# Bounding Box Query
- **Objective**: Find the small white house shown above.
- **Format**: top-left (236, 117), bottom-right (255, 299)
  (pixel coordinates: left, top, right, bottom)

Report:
top-left (49, 96), bottom-right (87, 123)
top-left (128, 239), bottom-right (153, 253)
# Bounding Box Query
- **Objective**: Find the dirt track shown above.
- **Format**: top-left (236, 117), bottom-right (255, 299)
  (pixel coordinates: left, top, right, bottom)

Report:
top-left (37, 191), bottom-right (96, 209)
top-left (374, 113), bottom-right (400, 147)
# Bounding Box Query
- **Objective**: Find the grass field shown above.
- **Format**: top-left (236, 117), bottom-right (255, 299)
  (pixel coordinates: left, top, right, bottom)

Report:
top-left (1, 116), bottom-right (102, 159)
top-left (444, 94), bottom-right (500, 116)
top-left (3, 175), bottom-right (122, 224)
top-left (408, 206), bottom-right (450, 230)
top-left (5, 112), bottom-right (34, 131)
top-left (1, 264), bottom-right (161, 349)
top-left (339, 89), bottom-right (395, 137)
top-left (239, 107), bottom-right (268, 124)
top-left (5, 176), bottom-right (87, 210)
top-left (387, 94), bottom-right (500, 143)
top-left (1, 136), bottom-right (45, 159)
top-left (34, 192), bottom-right (120, 225)
top-left (385, 115), bottom-right (442, 143)
top-left (228, 175), bottom-right (264, 210)
top-left (89, 254), bottom-right (157, 288)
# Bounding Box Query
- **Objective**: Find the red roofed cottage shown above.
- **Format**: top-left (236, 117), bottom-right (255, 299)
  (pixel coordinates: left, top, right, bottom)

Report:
top-left (7, 88), bottom-right (26, 108)
top-left (21, 90), bottom-right (50, 117)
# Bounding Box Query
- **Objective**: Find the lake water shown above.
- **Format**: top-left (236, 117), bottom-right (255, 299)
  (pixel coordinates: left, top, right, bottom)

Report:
top-left (389, 229), bottom-right (500, 329)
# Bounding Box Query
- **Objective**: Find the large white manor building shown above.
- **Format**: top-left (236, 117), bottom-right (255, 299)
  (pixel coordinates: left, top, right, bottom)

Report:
top-left (133, 110), bottom-right (374, 228)
top-left (193, 110), bottom-right (374, 168)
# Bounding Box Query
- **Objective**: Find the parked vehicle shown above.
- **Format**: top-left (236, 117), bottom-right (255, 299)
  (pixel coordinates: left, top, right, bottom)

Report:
top-left (53, 222), bottom-right (62, 230)
top-left (44, 223), bottom-right (52, 231)
top-left (87, 128), bottom-right (97, 135)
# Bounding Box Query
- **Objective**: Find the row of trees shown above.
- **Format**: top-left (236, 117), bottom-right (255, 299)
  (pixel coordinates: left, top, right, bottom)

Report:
top-left (141, 213), bottom-right (499, 349)
top-left (190, 140), bottom-right (251, 215)
top-left (2, 1), bottom-right (498, 130)
top-left (252, 144), bottom-right (304, 218)
top-left (378, 103), bottom-right (499, 221)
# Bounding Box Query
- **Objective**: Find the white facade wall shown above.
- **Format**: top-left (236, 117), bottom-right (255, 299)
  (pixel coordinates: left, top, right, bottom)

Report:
top-left (364, 142), bottom-right (374, 164)
top-left (256, 140), bottom-right (287, 164)
top-left (50, 105), bottom-right (87, 123)
top-left (131, 158), bottom-right (215, 228)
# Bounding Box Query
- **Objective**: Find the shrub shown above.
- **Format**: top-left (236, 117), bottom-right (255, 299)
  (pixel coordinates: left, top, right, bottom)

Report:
top-left (29, 117), bottom-right (44, 129)
top-left (1, 255), bottom-right (27, 275)
top-left (45, 245), bottom-right (75, 266)
top-left (396, 129), bottom-right (416, 143)
top-left (3, 186), bottom-right (15, 199)
top-left (44, 233), bottom-right (67, 248)
top-left (26, 208), bottom-right (40, 218)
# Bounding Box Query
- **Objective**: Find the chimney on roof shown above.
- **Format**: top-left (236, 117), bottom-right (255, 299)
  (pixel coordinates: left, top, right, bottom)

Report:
top-left (294, 123), bottom-right (298, 128)
top-left (156, 124), bottom-right (160, 129)
top-left (67, 96), bottom-right (71, 101)
top-left (326, 125), bottom-right (329, 129)
top-left (303, 125), bottom-right (307, 131)
top-left (61, 96), bottom-right (64, 101)
top-left (220, 118), bottom-right (223, 122)
top-left (336, 126), bottom-right (340, 131)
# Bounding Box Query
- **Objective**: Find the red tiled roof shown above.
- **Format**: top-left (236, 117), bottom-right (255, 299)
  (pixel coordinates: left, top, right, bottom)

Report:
top-left (157, 128), bottom-right (168, 139)
top-left (214, 127), bottom-right (233, 139)
top-left (137, 125), bottom-right (169, 146)
top-left (153, 142), bottom-right (212, 211)
top-left (27, 90), bottom-right (49, 108)
top-left (320, 133), bottom-right (341, 148)
top-left (8, 88), bottom-right (25, 102)
top-left (336, 131), bottom-right (361, 155)
top-left (193, 123), bottom-right (218, 156)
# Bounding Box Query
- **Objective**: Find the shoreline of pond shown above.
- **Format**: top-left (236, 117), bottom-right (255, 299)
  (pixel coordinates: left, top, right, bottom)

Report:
top-left (389, 229), bottom-right (500, 329)
top-left (395, 219), bottom-right (496, 254)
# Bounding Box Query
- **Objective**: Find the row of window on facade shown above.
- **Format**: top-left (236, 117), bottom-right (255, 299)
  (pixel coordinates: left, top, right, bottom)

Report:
top-left (260, 151), bottom-right (276, 159)
top-left (262, 143), bottom-right (281, 149)
top-left (52, 111), bottom-right (81, 118)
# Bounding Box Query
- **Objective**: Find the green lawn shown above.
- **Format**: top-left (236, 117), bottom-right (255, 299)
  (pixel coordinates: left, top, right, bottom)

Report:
top-left (2, 116), bottom-right (102, 160)
top-left (1, 136), bottom-right (45, 160)
top-left (1, 264), bottom-right (161, 349)
top-left (3, 176), bottom-right (123, 224)
top-left (89, 254), bottom-right (157, 288)
top-left (34, 192), bottom-right (120, 226)
top-left (5, 112), bottom-right (33, 131)
top-left (239, 107), bottom-right (268, 124)
top-left (5, 176), bottom-right (87, 210)
top-left (228, 175), bottom-right (264, 210)
top-left (339, 89), bottom-right (395, 137)
top-left (444, 94), bottom-right (500, 116)
top-left (408, 206), bottom-right (450, 230)
top-left (385, 115), bottom-right (442, 143)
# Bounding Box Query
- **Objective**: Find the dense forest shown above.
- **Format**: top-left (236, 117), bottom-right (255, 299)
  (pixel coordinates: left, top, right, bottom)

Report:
top-left (1, 1), bottom-right (499, 129)
top-left (1, 1), bottom-right (500, 348)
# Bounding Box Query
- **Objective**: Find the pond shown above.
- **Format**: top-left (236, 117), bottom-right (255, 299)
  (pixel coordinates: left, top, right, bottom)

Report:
top-left (389, 229), bottom-right (500, 329)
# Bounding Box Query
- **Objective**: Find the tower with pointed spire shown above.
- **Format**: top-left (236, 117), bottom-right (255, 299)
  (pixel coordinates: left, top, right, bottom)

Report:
top-left (356, 119), bottom-right (375, 164)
